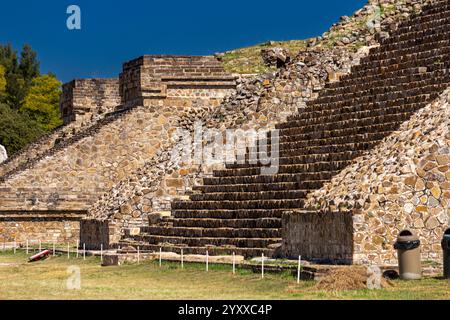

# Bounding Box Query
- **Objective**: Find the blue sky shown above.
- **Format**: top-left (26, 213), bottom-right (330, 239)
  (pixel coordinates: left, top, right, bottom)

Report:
top-left (0, 0), bottom-right (367, 82)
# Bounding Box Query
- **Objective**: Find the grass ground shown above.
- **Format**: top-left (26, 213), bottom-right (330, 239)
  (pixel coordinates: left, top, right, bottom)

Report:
top-left (0, 250), bottom-right (449, 300)
top-left (220, 40), bottom-right (307, 74)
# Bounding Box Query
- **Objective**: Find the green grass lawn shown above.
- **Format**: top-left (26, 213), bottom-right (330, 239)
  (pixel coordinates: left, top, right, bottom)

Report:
top-left (0, 250), bottom-right (449, 300)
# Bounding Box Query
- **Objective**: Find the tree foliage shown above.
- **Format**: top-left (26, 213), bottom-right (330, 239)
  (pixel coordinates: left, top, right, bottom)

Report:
top-left (0, 103), bottom-right (44, 155)
top-left (0, 65), bottom-right (6, 98)
top-left (22, 74), bottom-right (63, 131)
top-left (0, 43), bottom-right (62, 155)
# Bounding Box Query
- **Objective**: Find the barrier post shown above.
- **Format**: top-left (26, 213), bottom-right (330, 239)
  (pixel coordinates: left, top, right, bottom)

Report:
top-left (181, 249), bottom-right (184, 269)
top-left (232, 252), bottom-right (236, 275)
top-left (261, 253), bottom-right (265, 279)
top-left (137, 246), bottom-right (140, 265)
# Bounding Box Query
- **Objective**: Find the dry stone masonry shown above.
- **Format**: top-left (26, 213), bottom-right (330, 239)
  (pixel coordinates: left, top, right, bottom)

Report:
top-left (60, 78), bottom-right (121, 126)
top-left (0, 0), bottom-right (447, 267)
top-left (114, 0), bottom-right (450, 262)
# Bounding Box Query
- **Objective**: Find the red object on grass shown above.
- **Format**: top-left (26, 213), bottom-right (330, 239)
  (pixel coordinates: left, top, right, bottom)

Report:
top-left (29, 250), bottom-right (51, 262)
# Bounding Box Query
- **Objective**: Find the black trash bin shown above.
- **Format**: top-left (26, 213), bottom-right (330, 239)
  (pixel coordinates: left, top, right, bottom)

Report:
top-left (394, 230), bottom-right (421, 280)
top-left (442, 228), bottom-right (450, 279)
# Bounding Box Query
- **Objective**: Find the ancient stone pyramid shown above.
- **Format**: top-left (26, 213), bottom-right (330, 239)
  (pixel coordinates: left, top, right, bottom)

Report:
top-left (118, 0), bottom-right (450, 262)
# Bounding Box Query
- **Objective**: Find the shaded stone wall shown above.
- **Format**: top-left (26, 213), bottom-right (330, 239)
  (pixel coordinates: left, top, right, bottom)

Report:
top-left (282, 211), bottom-right (354, 264)
top-left (80, 219), bottom-right (120, 250)
top-left (60, 78), bottom-right (121, 126)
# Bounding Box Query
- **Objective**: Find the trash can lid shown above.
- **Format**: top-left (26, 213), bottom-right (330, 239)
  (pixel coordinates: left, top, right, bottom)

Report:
top-left (443, 228), bottom-right (450, 238)
top-left (397, 229), bottom-right (420, 242)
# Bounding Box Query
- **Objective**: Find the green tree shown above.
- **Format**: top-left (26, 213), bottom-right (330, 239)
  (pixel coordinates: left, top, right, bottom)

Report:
top-left (21, 74), bottom-right (63, 131)
top-left (0, 65), bottom-right (6, 100)
top-left (0, 103), bottom-right (44, 155)
top-left (19, 44), bottom-right (40, 84)
top-left (0, 44), bottom-right (18, 75)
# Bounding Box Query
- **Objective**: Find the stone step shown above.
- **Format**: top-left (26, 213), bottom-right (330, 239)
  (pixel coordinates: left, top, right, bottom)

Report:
top-left (193, 180), bottom-right (326, 193)
top-left (172, 199), bottom-right (303, 210)
top-left (287, 100), bottom-right (422, 125)
top-left (172, 209), bottom-right (286, 219)
top-left (225, 151), bottom-right (362, 169)
top-left (213, 160), bottom-right (352, 177)
top-left (142, 226), bottom-right (280, 238)
top-left (189, 189), bottom-right (310, 201)
top-left (203, 171), bottom-right (339, 186)
top-left (170, 218), bottom-right (282, 229)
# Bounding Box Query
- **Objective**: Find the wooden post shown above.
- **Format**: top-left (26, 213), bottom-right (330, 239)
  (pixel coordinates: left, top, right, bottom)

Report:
top-left (67, 243), bottom-right (70, 259)
top-left (13, 239), bottom-right (16, 254)
top-left (206, 251), bottom-right (209, 272)
top-left (297, 255), bottom-right (302, 284)
top-left (232, 252), bottom-right (236, 275)
top-left (76, 240), bottom-right (79, 258)
top-left (26, 239), bottom-right (29, 254)
top-left (53, 241), bottom-right (56, 256)
top-left (83, 243), bottom-right (86, 260)
top-left (137, 246), bottom-right (140, 265)
top-left (181, 249), bottom-right (184, 269)
top-left (261, 253), bottom-right (265, 279)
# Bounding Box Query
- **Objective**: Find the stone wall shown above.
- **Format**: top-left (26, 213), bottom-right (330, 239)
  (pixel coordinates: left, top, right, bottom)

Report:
top-left (0, 104), bottom-right (197, 211)
top-left (282, 211), bottom-right (354, 264)
top-left (60, 78), bottom-right (121, 126)
top-left (79, 219), bottom-right (120, 250)
top-left (0, 210), bottom-right (84, 243)
top-left (302, 89), bottom-right (449, 265)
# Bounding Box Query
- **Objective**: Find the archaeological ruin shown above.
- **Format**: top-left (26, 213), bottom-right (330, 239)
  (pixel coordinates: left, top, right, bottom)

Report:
top-left (0, 0), bottom-right (448, 266)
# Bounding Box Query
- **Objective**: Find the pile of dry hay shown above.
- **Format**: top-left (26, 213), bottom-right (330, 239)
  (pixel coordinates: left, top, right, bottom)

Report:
top-left (315, 266), bottom-right (394, 291)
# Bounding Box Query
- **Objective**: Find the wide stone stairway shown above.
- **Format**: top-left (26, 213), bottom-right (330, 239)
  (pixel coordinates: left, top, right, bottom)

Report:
top-left (119, 0), bottom-right (450, 257)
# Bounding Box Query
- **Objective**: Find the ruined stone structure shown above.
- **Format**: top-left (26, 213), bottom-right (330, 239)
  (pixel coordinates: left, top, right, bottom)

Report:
top-left (114, 0), bottom-right (449, 264)
top-left (0, 0), bottom-right (447, 267)
top-left (0, 56), bottom-right (236, 243)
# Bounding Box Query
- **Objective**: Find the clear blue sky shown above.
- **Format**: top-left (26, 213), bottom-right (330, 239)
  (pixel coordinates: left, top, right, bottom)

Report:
top-left (0, 0), bottom-right (367, 83)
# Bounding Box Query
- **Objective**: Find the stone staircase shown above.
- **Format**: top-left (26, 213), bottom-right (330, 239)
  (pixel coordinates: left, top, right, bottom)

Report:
top-left (119, 0), bottom-right (450, 257)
